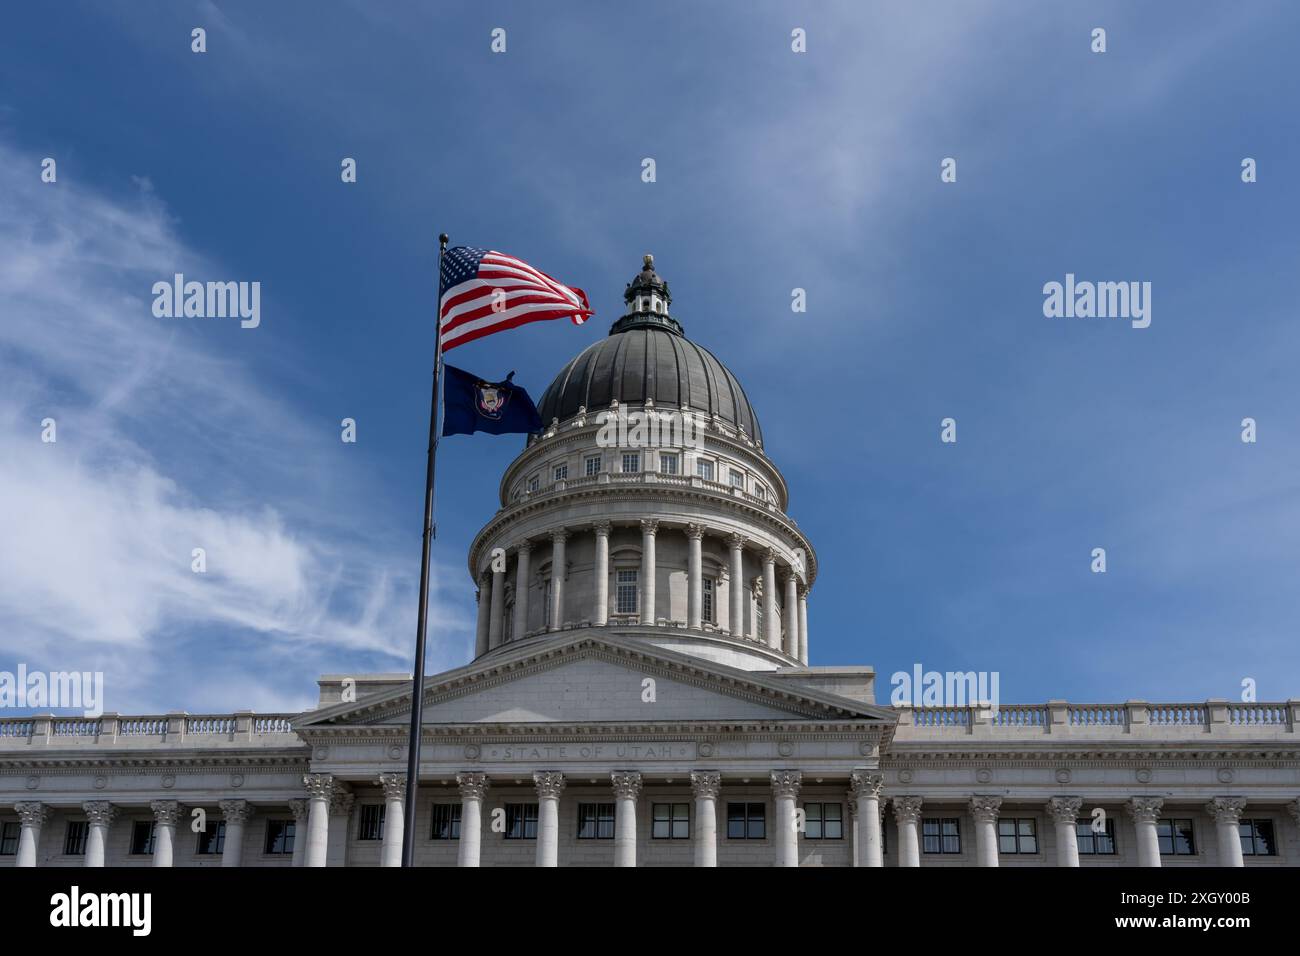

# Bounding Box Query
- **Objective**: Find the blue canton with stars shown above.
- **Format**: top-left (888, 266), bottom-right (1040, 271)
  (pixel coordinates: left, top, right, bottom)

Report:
top-left (439, 246), bottom-right (488, 299)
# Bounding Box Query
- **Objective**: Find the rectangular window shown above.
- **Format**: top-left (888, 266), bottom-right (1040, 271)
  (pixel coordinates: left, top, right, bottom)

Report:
top-left (755, 482), bottom-right (767, 501)
top-left (659, 452), bottom-right (679, 475)
top-left (264, 819), bottom-right (295, 855)
top-left (616, 569), bottom-right (638, 615)
top-left (1157, 819), bottom-right (1196, 856)
top-left (196, 820), bottom-right (226, 855)
top-left (577, 803), bottom-right (616, 840)
top-left (726, 802), bottom-right (766, 840)
top-left (652, 803), bottom-right (691, 840)
top-left (1076, 818), bottom-right (1117, 855)
top-left (358, 803), bottom-right (385, 841)
top-left (729, 469), bottom-right (744, 488)
top-left (63, 821), bottom-right (88, 856)
top-left (130, 820), bottom-right (156, 856)
top-left (701, 577), bottom-right (714, 623)
top-left (0, 821), bottom-right (19, 855)
top-left (1239, 819), bottom-right (1276, 857)
top-left (584, 455), bottom-right (601, 477)
top-left (803, 803), bottom-right (844, 840)
top-left (431, 803), bottom-right (461, 840)
top-left (696, 459), bottom-right (714, 481)
top-left (527, 475), bottom-right (540, 493)
top-left (553, 463), bottom-right (568, 482)
top-left (504, 803), bottom-right (539, 840)
top-left (621, 452), bottom-right (640, 473)
top-left (922, 818), bottom-right (961, 854)
top-left (998, 818), bottom-right (1038, 854)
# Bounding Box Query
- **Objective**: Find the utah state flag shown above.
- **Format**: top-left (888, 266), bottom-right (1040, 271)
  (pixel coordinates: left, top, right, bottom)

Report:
top-left (442, 364), bottom-right (543, 437)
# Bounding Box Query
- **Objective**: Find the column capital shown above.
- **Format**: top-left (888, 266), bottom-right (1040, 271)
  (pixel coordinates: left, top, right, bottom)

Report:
top-left (328, 787), bottom-right (355, 817)
top-left (219, 799), bottom-right (254, 824)
top-left (849, 770), bottom-right (885, 800)
top-left (685, 523), bottom-right (706, 541)
top-left (1126, 796), bottom-right (1164, 823)
top-left (726, 533), bottom-right (746, 550)
top-left (640, 518), bottom-right (660, 535)
top-left (534, 771), bottom-right (566, 799)
top-left (516, 539), bottom-right (534, 556)
top-left (892, 795), bottom-right (923, 825)
top-left (82, 801), bottom-right (117, 826)
top-left (1288, 798), bottom-right (1300, 828)
top-left (15, 802), bottom-right (52, 827)
top-left (302, 773), bottom-right (335, 799)
top-left (689, 771), bottom-right (721, 800)
top-left (969, 794), bottom-right (1002, 823)
top-left (1046, 796), bottom-right (1083, 824)
top-left (1206, 796), bottom-right (1248, 825)
top-left (592, 520), bottom-right (612, 537)
top-left (287, 799), bottom-right (310, 823)
top-left (782, 567), bottom-right (801, 585)
top-left (797, 583), bottom-right (809, 599)
top-left (550, 528), bottom-right (569, 544)
top-left (770, 770), bottom-right (802, 799)
top-left (456, 772), bottom-right (490, 800)
top-left (610, 771), bottom-right (643, 800)
top-left (377, 773), bottom-right (407, 801)
top-left (762, 548), bottom-right (777, 566)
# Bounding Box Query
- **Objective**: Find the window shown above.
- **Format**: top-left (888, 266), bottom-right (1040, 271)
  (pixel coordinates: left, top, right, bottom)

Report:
top-left (659, 452), bottom-right (679, 475)
top-left (728, 469), bottom-right (744, 488)
top-left (803, 803), bottom-right (843, 840)
top-left (504, 803), bottom-right (539, 840)
top-left (358, 803), bottom-right (385, 841)
top-left (526, 474), bottom-right (540, 493)
top-left (922, 818), bottom-right (961, 854)
top-left (726, 802), bottom-right (766, 840)
top-left (1076, 818), bottom-right (1116, 855)
top-left (701, 577), bottom-right (714, 623)
top-left (553, 462), bottom-right (568, 482)
top-left (616, 570), bottom-right (638, 615)
top-left (998, 818), bottom-right (1038, 854)
top-left (621, 452), bottom-right (640, 473)
top-left (1239, 819), bottom-right (1276, 857)
top-left (577, 803), bottom-right (616, 840)
top-left (431, 803), bottom-right (461, 840)
top-left (0, 821), bottom-right (19, 855)
top-left (1157, 819), bottom-right (1196, 856)
top-left (652, 803), bottom-right (690, 840)
top-left (130, 820), bottom-right (156, 856)
top-left (584, 455), bottom-right (601, 477)
top-left (696, 459), bottom-right (714, 481)
top-left (63, 821), bottom-right (88, 856)
top-left (755, 482), bottom-right (767, 501)
top-left (196, 820), bottom-right (226, 855)
top-left (264, 819), bottom-right (295, 855)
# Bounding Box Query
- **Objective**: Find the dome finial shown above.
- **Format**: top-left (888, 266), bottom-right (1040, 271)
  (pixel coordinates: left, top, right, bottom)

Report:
top-left (643, 253), bottom-right (654, 269)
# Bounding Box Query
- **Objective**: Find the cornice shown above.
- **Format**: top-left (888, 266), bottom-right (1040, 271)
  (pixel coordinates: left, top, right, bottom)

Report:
top-left (0, 753), bottom-right (309, 773)
top-left (297, 721), bottom-right (891, 746)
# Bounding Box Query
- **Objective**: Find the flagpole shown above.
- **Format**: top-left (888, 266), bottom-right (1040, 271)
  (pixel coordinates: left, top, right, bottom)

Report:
top-left (401, 231), bottom-right (449, 867)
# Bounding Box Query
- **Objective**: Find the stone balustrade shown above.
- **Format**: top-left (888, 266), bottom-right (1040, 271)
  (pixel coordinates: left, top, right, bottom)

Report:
top-left (0, 711), bottom-right (300, 749)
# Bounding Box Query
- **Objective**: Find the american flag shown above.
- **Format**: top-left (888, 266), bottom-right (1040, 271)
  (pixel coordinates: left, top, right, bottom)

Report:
top-left (438, 247), bottom-right (593, 352)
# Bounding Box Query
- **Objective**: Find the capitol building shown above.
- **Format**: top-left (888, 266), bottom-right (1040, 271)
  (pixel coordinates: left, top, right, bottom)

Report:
top-left (2, 257), bottom-right (1297, 869)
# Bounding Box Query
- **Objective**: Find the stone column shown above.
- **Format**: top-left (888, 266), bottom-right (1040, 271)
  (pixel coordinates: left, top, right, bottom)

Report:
top-left (14, 802), bottom-right (50, 868)
top-left (1047, 796), bottom-right (1082, 867)
top-left (1208, 797), bottom-right (1247, 868)
top-left (762, 550), bottom-right (779, 649)
top-left (378, 773), bottom-right (406, 868)
top-left (686, 524), bottom-right (705, 629)
top-left (690, 771), bottom-right (720, 867)
top-left (797, 587), bottom-right (809, 663)
top-left (512, 541), bottom-right (531, 641)
top-left (593, 522), bottom-right (611, 626)
top-left (846, 797), bottom-right (859, 866)
top-left (850, 771), bottom-right (884, 867)
top-left (783, 571), bottom-right (800, 658)
top-left (327, 789), bottom-right (354, 867)
top-left (548, 530), bottom-right (568, 630)
top-left (894, 796), bottom-right (923, 867)
top-left (611, 771), bottom-right (642, 867)
top-left (474, 575), bottom-right (491, 657)
top-left (640, 520), bottom-right (658, 625)
top-left (302, 774), bottom-right (333, 868)
top-left (727, 534), bottom-right (745, 637)
top-left (534, 771), bottom-right (565, 867)
top-left (970, 795), bottom-right (1002, 867)
top-left (82, 801), bottom-right (116, 867)
top-left (488, 566), bottom-right (506, 648)
top-left (1127, 797), bottom-right (1163, 868)
top-left (771, 770), bottom-right (802, 867)
top-left (218, 799), bottom-right (251, 868)
top-left (288, 799), bottom-right (309, 867)
top-left (456, 772), bottom-right (489, 867)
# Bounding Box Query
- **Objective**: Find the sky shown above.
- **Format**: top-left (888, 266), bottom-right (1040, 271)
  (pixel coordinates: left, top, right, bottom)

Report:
top-left (1, 1), bottom-right (1297, 715)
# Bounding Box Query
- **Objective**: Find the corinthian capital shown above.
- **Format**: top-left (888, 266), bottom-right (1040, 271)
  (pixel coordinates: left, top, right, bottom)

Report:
top-left (685, 523), bottom-right (706, 541)
top-left (288, 799), bottom-right (309, 823)
top-left (302, 773), bottom-right (334, 800)
top-left (726, 533), bottom-right (746, 551)
top-left (969, 794), bottom-right (1002, 823)
top-left (689, 771), bottom-right (721, 800)
top-left (149, 800), bottom-right (183, 826)
top-left (770, 770), bottom-right (802, 799)
top-left (892, 796), bottom-right (923, 825)
top-left (15, 802), bottom-right (51, 828)
top-left (219, 799), bottom-right (254, 825)
top-left (377, 773), bottom-right (407, 801)
top-left (82, 801), bottom-right (117, 827)
top-left (328, 788), bottom-right (355, 817)
top-left (1046, 796), bottom-right (1083, 825)
top-left (640, 518), bottom-right (660, 535)
top-left (533, 771), bottom-right (566, 799)
top-left (456, 772), bottom-right (490, 801)
top-left (1126, 796), bottom-right (1163, 824)
top-left (849, 770), bottom-right (885, 801)
top-left (592, 520), bottom-right (612, 537)
top-left (610, 771), bottom-right (643, 801)
top-left (1206, 796), bottom-right (1248, 824)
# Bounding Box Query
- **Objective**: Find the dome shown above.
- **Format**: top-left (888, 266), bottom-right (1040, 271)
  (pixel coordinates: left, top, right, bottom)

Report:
top-left (536, 256), bottom-right (763, 444)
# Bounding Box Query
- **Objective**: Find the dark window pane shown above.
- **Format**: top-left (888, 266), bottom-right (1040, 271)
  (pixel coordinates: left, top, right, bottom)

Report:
top-left (0, 822), bottom-right (19, 855)
top-left (130, 821), bottom-right (155, 856)
top-left (726, 803), bottom-right (746, 839)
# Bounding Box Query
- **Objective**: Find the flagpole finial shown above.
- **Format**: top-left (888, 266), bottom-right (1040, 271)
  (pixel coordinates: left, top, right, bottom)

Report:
top-left (439, 233), bottom-right (449, 247)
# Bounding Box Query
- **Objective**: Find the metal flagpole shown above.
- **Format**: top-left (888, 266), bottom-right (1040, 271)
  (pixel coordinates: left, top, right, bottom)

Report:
top-left (402, 231), bottom-right (449, 866)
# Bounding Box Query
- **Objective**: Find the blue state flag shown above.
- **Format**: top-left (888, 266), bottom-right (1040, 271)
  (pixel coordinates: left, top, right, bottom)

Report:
top-left (442, 364), bottom-right (543, 437)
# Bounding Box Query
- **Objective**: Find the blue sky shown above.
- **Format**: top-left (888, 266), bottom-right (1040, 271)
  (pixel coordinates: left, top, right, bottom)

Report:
top-left (1, 1), bottom-right (1297, 714)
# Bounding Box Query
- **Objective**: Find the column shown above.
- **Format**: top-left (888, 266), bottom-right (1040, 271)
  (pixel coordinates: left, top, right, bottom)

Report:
top-left (894, 796), bottom-right (923, 867)
top-left (1127, 797), bottom-right (1163, 867)
top-left (686, 524), bottom-right (704, 629)
top-left (456, 772), bottom-right (489, 867)
top-left (302, 774), bottom-right (333, 868)
top-left (771, 770), bottom-right (802, 867)
top-left (512, 541), bottom-right (531, 640)
top-left (797, 587), bottom-right (809, 663)
top-left (1047, 796), bottom-right (1082, 867)
top-left (14, 802), bottom-right (50, 868)
top-left (534, 772), bottom-right (565, 867)
top-left (218, 799), bottom-right (251, 867)
top-left (82, 801), bottom-right (116, 868)
top-left (690, 771), bottom-right (720, 867)
top-left (762, 550), bottom-right (779, 649)
top-left (488, 565), bottom-right (506, 647)
top-left (846, 797), bottom-right (859, 867)
top-left (611, 771), bottom-right (642, 867)
top-left (1208, 797), bottom-right (1247, 868)
top-left (288, 799), bottom-right (309, 867)
top-left (549, 530), bottom-right (568, 630)
top-left (593, 522), bottom-right (611, 625)
top-left (727, 534), bottom-right (745, 637)
top-left (783, 570), bottom-right (800, 658)
top-left (474, 574), bottom-right (491, 657)
top-left (970, 795), bottom-right (1002, 867)
top-left (850, 771), bottom-right (884, 867)
top-left (378, 773), bottom-right (406, 867)
top-left (327, 789), bottom-right (354, 867)
top-left (640, 520), bottom-right (658, 625)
